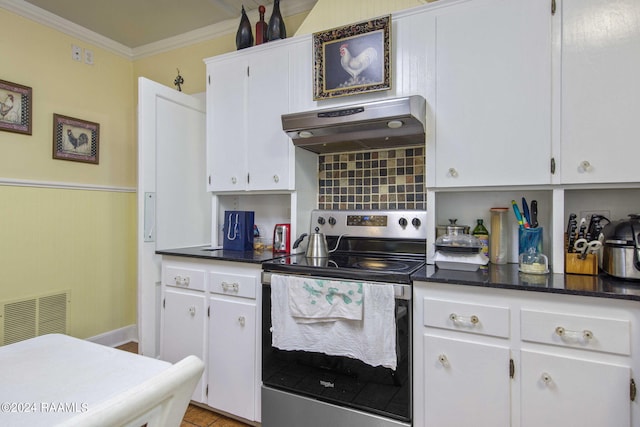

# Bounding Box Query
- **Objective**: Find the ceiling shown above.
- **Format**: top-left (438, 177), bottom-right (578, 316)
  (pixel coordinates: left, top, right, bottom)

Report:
top-left (17, 0), bottom-right (316, 49)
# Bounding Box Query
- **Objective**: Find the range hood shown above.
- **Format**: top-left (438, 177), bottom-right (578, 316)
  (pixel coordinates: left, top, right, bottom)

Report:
top-left (281, 95), bottom-right (426, 154)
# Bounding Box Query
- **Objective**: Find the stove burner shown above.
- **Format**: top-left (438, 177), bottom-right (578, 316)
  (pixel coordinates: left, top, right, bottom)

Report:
top-left (352, 260), bottom-right (410, 271)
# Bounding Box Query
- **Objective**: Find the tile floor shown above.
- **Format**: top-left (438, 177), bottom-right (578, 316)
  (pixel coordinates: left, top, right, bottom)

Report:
top-left (115, 342), bottom-right (252, 427)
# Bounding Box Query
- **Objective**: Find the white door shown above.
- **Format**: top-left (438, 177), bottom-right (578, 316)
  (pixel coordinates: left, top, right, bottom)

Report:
top-left (208, 296), bottom-right (256, 420)
top-left (521, 350), bottom-right (631, 426)
top-left (137, 77), bottom-right (209, 357)
top-left (160, 288), bottom-right (207, 402)
top-left (423, 334), bottom-right (511, 426)
top-left (433, 0), bottom-right (552, 187)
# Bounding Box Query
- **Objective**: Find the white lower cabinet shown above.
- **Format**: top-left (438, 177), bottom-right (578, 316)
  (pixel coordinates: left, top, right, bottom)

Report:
top-left (160, 257), bottom-right (261, 422)
top-left (207, 270), bottom-right (258, 421)
top-left (414, 281), bottom-right (638, 427)
top-left (160, 287), bottom-right (207, 402)
top-left (520, 350), bottom-right (630, 427)
top-left (423, 335), bottom-right (511, 426)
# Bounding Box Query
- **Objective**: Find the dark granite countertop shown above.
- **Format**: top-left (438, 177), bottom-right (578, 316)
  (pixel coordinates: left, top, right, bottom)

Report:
top-left (412, 263), bottom-right (640, 302)
top-left (156, 245), bottom-right (287, 264)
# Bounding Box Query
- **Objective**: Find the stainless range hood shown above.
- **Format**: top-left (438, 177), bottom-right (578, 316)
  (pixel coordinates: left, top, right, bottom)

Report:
top-left (281, 95), bottom-right (426, 154)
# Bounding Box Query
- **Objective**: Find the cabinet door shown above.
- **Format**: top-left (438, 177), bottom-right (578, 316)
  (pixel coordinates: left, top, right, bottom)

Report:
top-left (521, 350), bottom-right (630, 426)
top-left (423, 334), bottom-right (511, 426)
top-left (246, 47), bottom-right (293, 191)
top-left (560, 0), bottom-right (640, 184)
top-left (208, 296), bottom-right (257, 420)
top-left (207, 57), bottom-right (249, 191)
top-left (160, 288), bottom-right (207, 402)
top-left (433, 0), bottom-right (552, 187)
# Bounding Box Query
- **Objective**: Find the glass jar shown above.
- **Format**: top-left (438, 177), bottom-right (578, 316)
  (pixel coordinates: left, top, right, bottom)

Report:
top-left (490, 208), bottom-right (509, 264)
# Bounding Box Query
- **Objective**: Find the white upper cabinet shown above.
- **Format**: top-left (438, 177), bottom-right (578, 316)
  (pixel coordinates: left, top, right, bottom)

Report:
top-left (205, 41), bottom-right (294, 192)
top-left (560, 0), bottom-right (640, 184)
top-left (431, 0), bottom-right (553, 188)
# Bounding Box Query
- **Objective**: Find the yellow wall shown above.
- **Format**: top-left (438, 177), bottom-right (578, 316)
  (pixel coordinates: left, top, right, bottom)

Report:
top-left (0, 1), bottom-right (421, 341)
top-left (0, 8), bottom-right (136, 339)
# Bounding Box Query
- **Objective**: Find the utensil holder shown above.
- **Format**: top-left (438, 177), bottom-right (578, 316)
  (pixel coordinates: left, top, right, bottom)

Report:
top-left (565, 252), bottom-right (598, 275)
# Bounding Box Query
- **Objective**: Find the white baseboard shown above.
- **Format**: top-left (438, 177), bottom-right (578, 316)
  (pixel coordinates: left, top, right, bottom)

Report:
top-left (87, 324), bottom-right (138, 348)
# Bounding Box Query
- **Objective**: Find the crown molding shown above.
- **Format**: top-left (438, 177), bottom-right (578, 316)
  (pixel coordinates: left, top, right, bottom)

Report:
top-left (1, 0), bottom-right (318, 61)
top-left (0, 0), bottom-right (134, 58)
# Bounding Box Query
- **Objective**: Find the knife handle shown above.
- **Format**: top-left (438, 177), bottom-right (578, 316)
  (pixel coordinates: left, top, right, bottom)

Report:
top-left (530, 200), bottom-right (538, 228)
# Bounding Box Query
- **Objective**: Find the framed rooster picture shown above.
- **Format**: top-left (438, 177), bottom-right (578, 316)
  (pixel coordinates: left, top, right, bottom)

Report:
top-left (0, 79), bottom-right (32, 135)
top-left (52, 114), bottom-right (100, 164)
top-left (313, 15), bottom-right (390, 100)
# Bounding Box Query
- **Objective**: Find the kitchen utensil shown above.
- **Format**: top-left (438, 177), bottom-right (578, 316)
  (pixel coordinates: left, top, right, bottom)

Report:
top-left (573, 238), bottom-right (602, 260)
top-left (273, 223), bottom-right (291, 253)
top-left (567, 213), bottom-right (577, 253)
top-left (530, 200), bottom-right (538, 228)
top-left (511, 200), bottom-right (528, 229)
top-left (602, 214), bottom-right (640, 279)
top-left (305, 227), bottom-right (345, 258)
top-left (522, 197), bottom-right (531, 225)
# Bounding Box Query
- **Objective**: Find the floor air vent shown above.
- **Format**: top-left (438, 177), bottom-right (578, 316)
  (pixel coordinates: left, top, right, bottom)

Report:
top-left (1, 291), bottom-right (70, 346)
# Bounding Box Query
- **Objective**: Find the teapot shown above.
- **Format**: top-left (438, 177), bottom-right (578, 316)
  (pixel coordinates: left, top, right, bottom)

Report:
top-left (295, 227), bottom-right (345, 258)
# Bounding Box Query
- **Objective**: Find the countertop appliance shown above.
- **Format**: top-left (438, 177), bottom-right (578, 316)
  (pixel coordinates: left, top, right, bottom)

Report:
top-left (281, 96), bottom-right (426, 154)
top-left (273, 223), bottom-right (291, 254)
top-left (602, 214), bottom-right (640, 280)
top-left (261, 209), bottom-right (426, 427)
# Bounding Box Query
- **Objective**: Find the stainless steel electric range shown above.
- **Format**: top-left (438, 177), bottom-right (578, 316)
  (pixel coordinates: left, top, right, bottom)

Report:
top-left (261, 210), bottom-right (427, 427)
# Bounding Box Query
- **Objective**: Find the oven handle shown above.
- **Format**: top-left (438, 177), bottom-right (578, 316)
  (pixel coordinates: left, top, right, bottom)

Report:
top-left (261, 271), bottom-right (412, 301)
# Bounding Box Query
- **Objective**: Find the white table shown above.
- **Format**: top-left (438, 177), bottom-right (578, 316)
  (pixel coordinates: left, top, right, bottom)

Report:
top-left (0, 334), bottom-right (171, 426)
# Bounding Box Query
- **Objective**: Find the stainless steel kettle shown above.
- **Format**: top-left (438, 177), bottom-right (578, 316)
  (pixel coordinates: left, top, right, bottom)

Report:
top-left (305, 227), bottom-right (344, 258)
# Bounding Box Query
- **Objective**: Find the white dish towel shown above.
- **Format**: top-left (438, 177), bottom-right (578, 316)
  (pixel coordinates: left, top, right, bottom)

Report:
top-left (286, 275), bottom-right (364, 323)
top-left (270, 274), bottom-right (397, 370)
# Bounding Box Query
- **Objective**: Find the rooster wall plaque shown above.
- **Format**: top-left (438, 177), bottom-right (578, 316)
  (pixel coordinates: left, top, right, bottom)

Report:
top-left (312, 15), bottom-right (390, 100)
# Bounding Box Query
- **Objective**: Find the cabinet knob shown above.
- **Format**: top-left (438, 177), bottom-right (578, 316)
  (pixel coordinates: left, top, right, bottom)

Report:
top-left (555, 326), bottom-right (593, 341)
top-left (273, 174), bottom-right (279, 183)
top-left (238, 316), bottom-right (246, 326)
top-left (448, 168), bottom-right (459, 178)
top-left (231, 176), bottom-right (237, 184)
top-left (449, 312), bottom-right (479, 327)
top-left (579, 160), bottom-right (593, 173)
top-left (541, 372), bottom-right (553, 385)
top-left (438, 354), bottom-right (450, 368)
top-left (188, 306), bottom-right (196, 316)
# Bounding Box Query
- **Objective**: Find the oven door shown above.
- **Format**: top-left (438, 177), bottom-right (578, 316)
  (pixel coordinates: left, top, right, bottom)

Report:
top-left (261, 276), bottom-right (411, 424)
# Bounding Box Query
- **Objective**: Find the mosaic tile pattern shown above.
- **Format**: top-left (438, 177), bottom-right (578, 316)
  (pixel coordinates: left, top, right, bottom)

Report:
top-left (318, 147), bottom-right (425, 210)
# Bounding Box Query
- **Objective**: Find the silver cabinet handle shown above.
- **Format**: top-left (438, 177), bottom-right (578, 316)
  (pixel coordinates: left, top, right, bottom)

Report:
top-left (450, 313), bottom-right (479, 326)
top-left (555, 326), bottom-right (593, 341)
top-left (221, 281), bottom-right (239, 293)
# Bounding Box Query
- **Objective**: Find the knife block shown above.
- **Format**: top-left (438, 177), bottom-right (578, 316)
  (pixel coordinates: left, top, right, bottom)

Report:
top-left (565, 252), bottom-right (598, 275)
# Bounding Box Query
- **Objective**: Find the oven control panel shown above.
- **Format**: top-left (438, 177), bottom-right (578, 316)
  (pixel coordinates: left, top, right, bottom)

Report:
top-left (311, 209), bottom-right (427, 239)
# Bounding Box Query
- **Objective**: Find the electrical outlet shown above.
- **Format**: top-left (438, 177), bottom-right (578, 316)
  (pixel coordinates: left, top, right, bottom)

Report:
top-left (84, 49), bottom-right (94, 65)
top-left (71, 45), bottom-right (82, 61)
top-left (579, 210), bottom-right (611, 222)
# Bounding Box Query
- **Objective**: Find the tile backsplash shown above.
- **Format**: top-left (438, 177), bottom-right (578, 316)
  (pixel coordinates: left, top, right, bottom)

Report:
top-left (318, 147), bottom-right (425, 210)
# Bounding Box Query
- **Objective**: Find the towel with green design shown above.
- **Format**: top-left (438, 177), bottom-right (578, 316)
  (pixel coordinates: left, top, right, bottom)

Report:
top-left (287, 277), bottom-right (364, 323)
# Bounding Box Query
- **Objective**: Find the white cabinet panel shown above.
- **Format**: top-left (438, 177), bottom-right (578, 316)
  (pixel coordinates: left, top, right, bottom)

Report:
top-left (208, 296), bottom-right (257, 420)
top-left (424, 334), bottom-right (511, 426)
top-left (160, 288), bottom-right (207, 402)
top-left (521, 350), bottom-right (631, 427)
top-left (560, 0), bottom-right (640, 184)
top-left (433, 0), bottom-right (552, 187)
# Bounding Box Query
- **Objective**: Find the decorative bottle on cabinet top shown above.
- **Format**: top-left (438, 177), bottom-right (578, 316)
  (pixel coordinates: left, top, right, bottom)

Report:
top-left (267, 0), bottom-right (286, 41)
top-left (236, 5), bottom-right (254, 50)
top-left (255, 5), bottom-right (267, 45)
